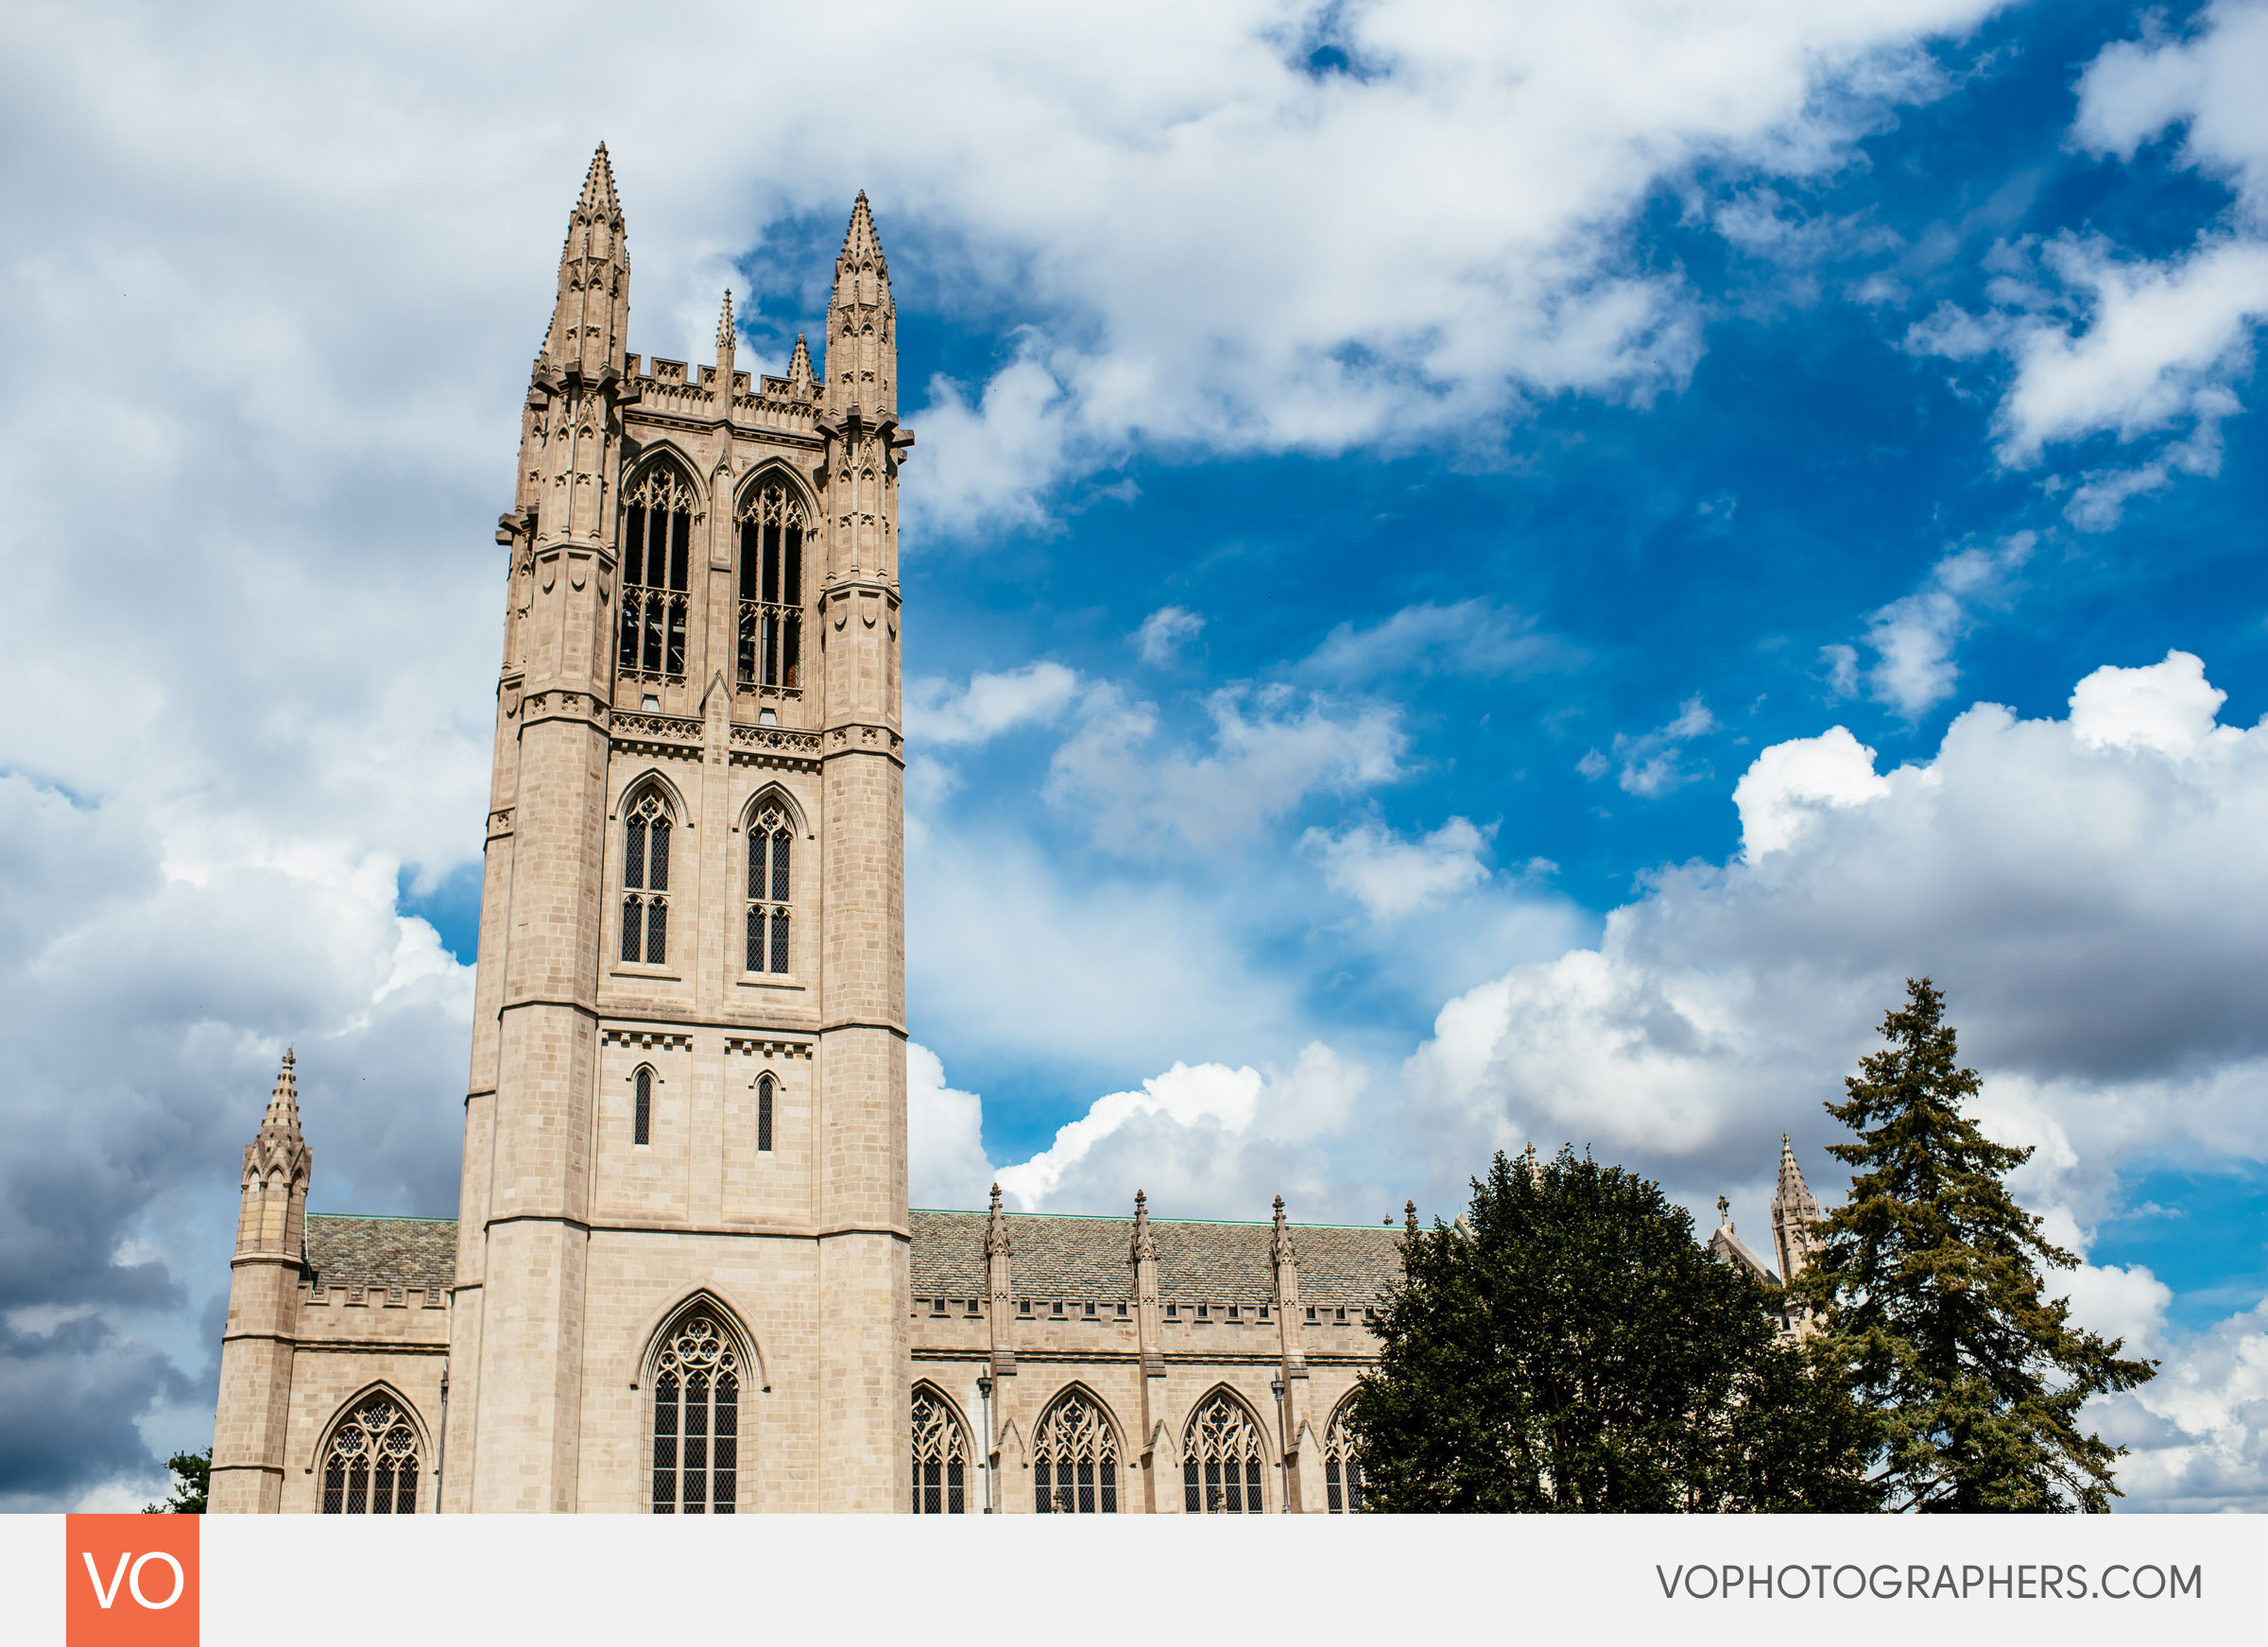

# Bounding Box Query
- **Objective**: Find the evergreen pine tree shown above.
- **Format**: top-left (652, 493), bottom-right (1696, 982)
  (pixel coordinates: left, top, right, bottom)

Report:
top-left (1348, 1146), bottom-right (1878, 1512)
top-left (142, 1448), bottom-right (209, 1514)
top-left (1795, 978), bottom-right (2156, 1511)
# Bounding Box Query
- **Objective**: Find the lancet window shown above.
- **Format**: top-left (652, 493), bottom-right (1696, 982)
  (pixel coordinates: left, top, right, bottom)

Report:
top-left (1324, 1403), bottom-right (1367, 1512)
top-left (633, 1066), bottom-right (653, 1146)
top-left (1182, 1389), bottom-right (1265, 1514)
top-left (756, 1073), bottom-right (774, 1154)
top-left (649, 1311), bottom-right (739, 1514)
top-left (621, 787), bottom-right (671, 965)
top-left (620, 465), bottom-right (694, 680)
top-left (736, 481), bottom-right (804, 693)
top-left (320, 1394), bottom-right (421, 1514)
top-left (1032, 1388), bottom-right (1119, 1514)
top-left (910, 1384), bottom-right (970, 1514)
top-left (745, 803), bottom-right (793, 974)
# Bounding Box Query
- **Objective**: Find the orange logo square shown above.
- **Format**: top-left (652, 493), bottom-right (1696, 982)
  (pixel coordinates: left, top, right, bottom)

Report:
top-left (65, 1514), bottom-right (198, 1646)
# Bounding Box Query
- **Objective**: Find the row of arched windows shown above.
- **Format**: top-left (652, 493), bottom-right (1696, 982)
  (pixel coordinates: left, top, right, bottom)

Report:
top-left (908, 1381), bottom-right (1367, 1516)
top-left (613, 780), bottom-right (796, 976)
top-left (610, 460), bottom-right (809, 694)
top-left (312, 1314), bottom-right (1369, 1515)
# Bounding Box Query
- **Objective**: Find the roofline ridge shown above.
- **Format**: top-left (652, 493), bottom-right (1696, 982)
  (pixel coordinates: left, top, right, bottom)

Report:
top-left (911, 1206), bottom-right (1400, 1231)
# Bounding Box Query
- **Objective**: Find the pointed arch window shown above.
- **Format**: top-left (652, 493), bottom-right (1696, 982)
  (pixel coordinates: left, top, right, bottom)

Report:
top-left (621, 787), bottom-right (671, 965)
top-left (745, 803), bottom-right (792, 974)
top-left (910, 1384), bottom-right (970, 1514)
top-left (620, 466), bottom-right (694, 681)
top-left (1324, 1403), bottom-right (1366, 1513)
top-left (1182, 1389), bottom-right (1265, 1514)
top-left (736, 481), bottom-right (804, 693)
top-left (649, 1310), bottom-right (739, 1514)
top-left (1032, 1388), bottom-right (1119, 1513)
top-left (633, 1066), bottom-right (653, 1145)
top-left (756, 1073), bottom-right (774, 1154)
top-left (320, 1393), bottom-right (421, 1514)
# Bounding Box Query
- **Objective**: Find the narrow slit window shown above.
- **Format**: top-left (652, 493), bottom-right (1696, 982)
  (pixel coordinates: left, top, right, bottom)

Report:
top-left (757, 1073), bottom-right (774, 1153)
top-left (633, 1067), bottom-right (652, 1146)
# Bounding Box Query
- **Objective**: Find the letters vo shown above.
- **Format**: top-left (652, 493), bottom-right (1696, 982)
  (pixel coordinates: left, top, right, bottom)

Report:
top-left (65, 1515), bottom-right (198, 1646)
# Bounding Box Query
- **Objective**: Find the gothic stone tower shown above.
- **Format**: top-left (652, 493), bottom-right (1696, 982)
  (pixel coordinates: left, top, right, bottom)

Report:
top-left (210, 1053), bottom-right (313, 1513)
top-left (444, 147), bottom-right (912, 1511)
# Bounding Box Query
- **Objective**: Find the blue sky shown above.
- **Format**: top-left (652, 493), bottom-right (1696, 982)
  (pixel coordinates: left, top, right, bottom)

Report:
top-left (4, 0), bottom-right (2266, 1510)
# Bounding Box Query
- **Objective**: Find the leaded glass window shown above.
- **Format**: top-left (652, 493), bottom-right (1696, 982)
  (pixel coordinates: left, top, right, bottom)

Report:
top-left (619, 466), bottom-right (694, 681)
top-left (1182, 1389), bottom-right (1265, 1514)
top-left (744, 805), bottom-right (791, 974)
top-left (910, 1384), bottom-right (969, 1514)
top-left (633, 1066), bottom-right (652, 1146)
top-left (650, 1312), bottom-right (739, 1514)
top-left (1324, 1403), bottom-right (1366, 1512)
top-left (320, 1394), bottom-right (421, 1515)
top-left (621, 787), bottom-right (671, 965)
top-left (1032, 1388), bottom-right (1118, 1514)
top-left (756, 1073), bottom-right (774, 1154)
top-left (736, 481), bottom-right (805, 692)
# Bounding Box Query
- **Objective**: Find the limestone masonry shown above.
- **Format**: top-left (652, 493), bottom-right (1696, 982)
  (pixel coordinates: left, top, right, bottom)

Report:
top-left (209, 148), bottom-right (1816, 1516)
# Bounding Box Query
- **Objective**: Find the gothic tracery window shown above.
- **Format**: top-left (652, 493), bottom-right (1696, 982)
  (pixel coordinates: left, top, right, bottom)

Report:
top-left (1182, 1389), bottom-right (1265, 1514)
top-left (909, 1383), bottom-right (969, 1514)
top-left (1032, 1388), bottom-right (1118, 1514)
top-left (649, 1311), bottom-right (739, 1514)
top-left (1324, 1402), bottom-right (1367, 1513)
top-left (745, 804), bottom-right (792, 974)
top-left (320, 1394), bottom-right (421, 1515)
top-left (621, 787), bottom-right (671, 965)
top-left (736, 481), bottom-right (804, 692)
top-left (619, 465), bottom-right (694, 681)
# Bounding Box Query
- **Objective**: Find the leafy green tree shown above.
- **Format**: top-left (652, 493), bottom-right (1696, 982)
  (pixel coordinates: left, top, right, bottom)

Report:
top-left (1347, 1146), bottom-right (1878, 1512)
top-left (1794, 978), bottom-right (2156, 1512)
top-left (143, 1448), bottom-right (209, 1514)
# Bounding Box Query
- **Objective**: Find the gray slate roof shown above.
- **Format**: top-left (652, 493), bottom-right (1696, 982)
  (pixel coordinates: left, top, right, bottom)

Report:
top-left (303, 1215), bottom-right (456, 1292)
top-left (297, 1209), bottom-right (1408, 1308)
top-left (909, 1210), bottom-right (1406, 1307)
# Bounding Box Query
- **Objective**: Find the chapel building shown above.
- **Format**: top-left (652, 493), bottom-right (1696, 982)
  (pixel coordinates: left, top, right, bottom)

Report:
top-left (208, 148), bottom-right (1409, 1517)
top-left (207, 149), bottom-right (1820, 1518)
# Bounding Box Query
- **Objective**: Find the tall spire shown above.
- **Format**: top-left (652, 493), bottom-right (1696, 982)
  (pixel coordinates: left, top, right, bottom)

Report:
top-left (713, 288), bottom-right (736, 371)
top-left (541, 142), bottom-right (629, 381)
top-left (1771, 1133), bottom-right (1823, 1286)
top-left (258, 1048), bottom-right (303, 1149)
top-left (823, 190), bottom-right (896, 423)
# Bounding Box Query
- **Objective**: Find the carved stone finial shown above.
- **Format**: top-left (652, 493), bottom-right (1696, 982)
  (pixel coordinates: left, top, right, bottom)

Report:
top-left (1716, 1193), bottom-right (1732, 1233)
top-left (1404, 1198), bottom-right (1418, 1235)
top-left (1129, 1188), bottom-right (1157, 1264)
top-left (1270, 1195), bottom-right (1297, 1268)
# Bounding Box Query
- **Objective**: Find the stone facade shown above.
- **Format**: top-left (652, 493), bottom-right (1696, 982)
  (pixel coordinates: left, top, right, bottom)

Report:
top-left (206, 148), bottom-right (1819, 1517)
top-left (207, 148), bottom-right (1409, 1516)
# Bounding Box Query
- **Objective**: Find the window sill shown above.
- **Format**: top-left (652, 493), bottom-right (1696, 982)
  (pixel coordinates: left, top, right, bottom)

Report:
top-left (611, 963), bottom-right (684, 983)
top-left (735, 973), bottom-right (806, 991)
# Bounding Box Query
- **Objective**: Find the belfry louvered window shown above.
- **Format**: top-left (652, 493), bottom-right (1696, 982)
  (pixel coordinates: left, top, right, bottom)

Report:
top-left (620, 466), bottom-right (694, 680)
top-left (1032, 1389), bottom-right (1119, 1513)
top-left (320, 1394), bottom-right (421, 1514)
top-left (621, 788), bottom-right (671, 965)
top-left (745, 805), bottom-right (792, 973)
top-left (1324, 1403), bottom-right (1367, 1512)
top-left (1182, 1390), bottom-right (1265, 1513)
top-left (910, 1384), bottom-right (969, 1514)
top-left (736, 481), bottom-right (804, 692)
top-left (650, 1312), bottom-right (739, 1514)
